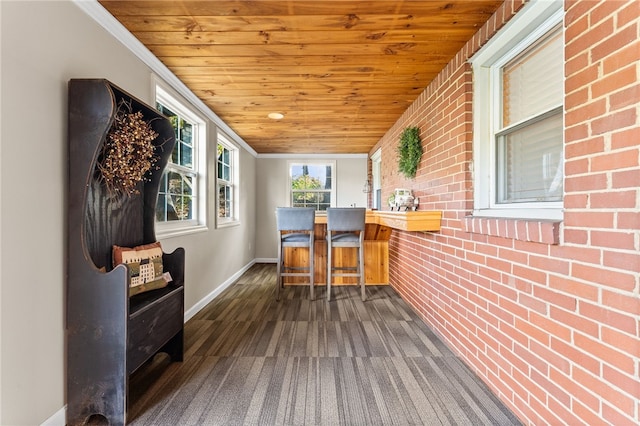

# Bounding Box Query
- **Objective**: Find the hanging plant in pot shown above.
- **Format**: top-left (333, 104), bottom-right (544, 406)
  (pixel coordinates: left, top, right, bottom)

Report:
top-left (397, 126), bottom-right (422, 179)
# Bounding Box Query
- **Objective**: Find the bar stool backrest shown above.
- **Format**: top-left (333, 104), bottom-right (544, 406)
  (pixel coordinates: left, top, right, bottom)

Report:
top-left (327, 208), bottom-right (366, 232)
top-left (276, 207), bottom-right (316, 232)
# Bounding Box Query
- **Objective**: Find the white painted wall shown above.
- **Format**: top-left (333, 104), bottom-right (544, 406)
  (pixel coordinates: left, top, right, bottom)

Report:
top-left (1, 2), bottom-right (365, 423)
top-left (0, 1), bottom-right (255, 424)
top-left (255, 156), bottom-right (368, 260)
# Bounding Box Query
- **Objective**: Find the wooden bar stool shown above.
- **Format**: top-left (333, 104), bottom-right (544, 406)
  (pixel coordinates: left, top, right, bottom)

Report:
top-left (326, 207), bottom-right (366, 302)
top-left (275, 207), bottom-right (315, 300)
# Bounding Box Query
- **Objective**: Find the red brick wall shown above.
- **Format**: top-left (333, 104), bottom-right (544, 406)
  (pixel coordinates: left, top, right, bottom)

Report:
top-left (370, 1), bottom-right (640, 425)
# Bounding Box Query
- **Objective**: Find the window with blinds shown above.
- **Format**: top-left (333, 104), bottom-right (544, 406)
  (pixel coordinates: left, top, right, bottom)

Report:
top-left (496, 25), bottom-right (563, 204)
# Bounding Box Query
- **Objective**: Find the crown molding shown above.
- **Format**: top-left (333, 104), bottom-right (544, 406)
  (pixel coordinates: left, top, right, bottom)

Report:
top-left (257, 153), bottom-right (368, 159)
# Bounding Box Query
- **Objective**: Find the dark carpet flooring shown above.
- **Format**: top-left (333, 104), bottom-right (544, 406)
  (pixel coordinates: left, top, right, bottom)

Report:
top-left (128, 263), bottom-right (522, 426)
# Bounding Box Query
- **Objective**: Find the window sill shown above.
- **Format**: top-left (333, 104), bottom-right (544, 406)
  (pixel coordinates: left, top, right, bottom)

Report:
top-left (216, 219), bottom-right (240, 229)
top-left (156, 224), bottom-right (208, 240)
top-left (463, 216), bottom-right (561, 245)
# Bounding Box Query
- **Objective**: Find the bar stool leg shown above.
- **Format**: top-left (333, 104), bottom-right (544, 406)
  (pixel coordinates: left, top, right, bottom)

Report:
top-left (326, 232), bottom-right (332, 302)
top-left (359, 243), bottom-right (366, 301)
top-left (276, 240), bottom-right (282, 301)
top-left (309, 239), bottom-right (315, 300)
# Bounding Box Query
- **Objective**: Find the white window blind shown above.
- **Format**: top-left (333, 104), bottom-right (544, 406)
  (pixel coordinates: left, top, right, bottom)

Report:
top-left (502, 28), bottom-right (563, 126)
top-left (497, 25), bottom-right (563, 204)
top-left (498, 112), bottom-right (563, 202)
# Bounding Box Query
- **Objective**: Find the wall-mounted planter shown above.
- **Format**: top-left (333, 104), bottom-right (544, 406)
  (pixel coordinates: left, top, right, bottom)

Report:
top-left (397, 126), bottom-right (422, 178)
top-left (375, 210), bottom-right (442, 232)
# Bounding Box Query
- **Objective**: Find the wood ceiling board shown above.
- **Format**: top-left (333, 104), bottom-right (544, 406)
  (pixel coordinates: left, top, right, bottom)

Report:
top-left (99, 0), bottom-right (502, 154)
top-left (145, 42), bottom-right (463, 57)
top-left (99, 1), bottom-right (501, 17)
top-left (134, 29), bottom-right (475, 46)
top-left (160, 54), bottom-right (450, 68)
top-left (115, 13), bottom-right (494, 33)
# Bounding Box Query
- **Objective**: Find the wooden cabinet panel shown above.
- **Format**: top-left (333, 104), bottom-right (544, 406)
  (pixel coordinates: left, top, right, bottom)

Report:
top-left (283, 240), bottom-right (388, 285)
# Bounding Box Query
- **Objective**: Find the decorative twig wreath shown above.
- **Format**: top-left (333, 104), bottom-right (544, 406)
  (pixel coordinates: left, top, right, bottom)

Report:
top-left (97, 100), bottom-right (159, 196)
top-left (397, 126), bottom-right (422, 178)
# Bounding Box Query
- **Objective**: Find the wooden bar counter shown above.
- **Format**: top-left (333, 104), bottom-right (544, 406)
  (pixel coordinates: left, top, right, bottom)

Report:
top-left (283, 210), bottom-right (441, 286)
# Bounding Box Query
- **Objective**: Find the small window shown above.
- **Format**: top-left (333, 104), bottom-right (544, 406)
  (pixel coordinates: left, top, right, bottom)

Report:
top-left (289, 161), bottom-right (336, 211)
top-left (470, 1), bottom-right (563, 220)
top-left (217, 133), bottom-right (239, 226)
top-left (371, 149), bottom-right (382, 210)
top-left (155, 84), bottom-right (207, 235)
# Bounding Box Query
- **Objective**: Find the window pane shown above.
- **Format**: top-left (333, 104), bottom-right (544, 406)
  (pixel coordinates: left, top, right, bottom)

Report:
top-left (497, 112), bottom-right (563, 203)
top-left (323, 166), bottom-right (332, 189)
top-left (172, 141), bottom-right (180, 164)
top-left (216, 141), bottom-right (237, 222)
top-left (182, 195), bottom-right (193, 220)
top-left (169, 194), bottom-right (189, 220)
top-left (217, 147), bottom-right (229, 180)
top-left (218, 184), bottom-right (231, 218)
top-left (168, 172), bottom-right (182, 194)
top-left (183, 175), bottom-right (193, 196)
top-left (291, 165), bottom-right (332, 189)
top-left (290, 163), bottom-right (333, 211)
top-left (168, 115), bottom-right (180, 141)
top-left (502, 26), bottom-right (563, 127)
top-left (180, 121), bottom-right (192, 145)
top-left (181, 143), bottom-right (193, 168)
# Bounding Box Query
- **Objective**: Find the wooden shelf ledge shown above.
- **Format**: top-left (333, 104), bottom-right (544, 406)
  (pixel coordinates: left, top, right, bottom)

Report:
top-left (373, 210), bottom-right (442, 232)
top-left (314, 210), bottom-right (442, 232)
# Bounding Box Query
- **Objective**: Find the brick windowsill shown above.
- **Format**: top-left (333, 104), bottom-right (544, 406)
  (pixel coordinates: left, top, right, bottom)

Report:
top-left (463, 216), bottom-right (561, 245)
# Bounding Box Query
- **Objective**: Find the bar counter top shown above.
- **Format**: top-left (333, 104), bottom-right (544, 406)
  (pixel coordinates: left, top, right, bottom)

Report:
top-left (314, 209), bottom-right (442, 232)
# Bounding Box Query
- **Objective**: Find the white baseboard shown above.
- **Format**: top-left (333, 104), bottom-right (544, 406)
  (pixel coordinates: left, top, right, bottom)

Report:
top-left (255, 257), bottom-right (276, 263)
top-left (184, 259), bottom-right (256, 322)
top-left (41, 406), bottom-right (65, 426)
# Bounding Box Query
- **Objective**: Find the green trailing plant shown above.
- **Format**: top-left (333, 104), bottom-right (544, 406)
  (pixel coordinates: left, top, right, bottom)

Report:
top-left (397, 126), bottom-right (422, 178)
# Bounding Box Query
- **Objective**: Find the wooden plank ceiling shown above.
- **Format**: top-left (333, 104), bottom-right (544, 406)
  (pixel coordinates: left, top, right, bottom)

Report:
top-left (99, 1), bottom-right (502, 154)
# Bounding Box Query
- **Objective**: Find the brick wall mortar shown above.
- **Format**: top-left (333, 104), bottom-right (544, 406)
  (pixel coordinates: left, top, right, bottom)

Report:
top-left (373, 1), bottom-right (640, 425)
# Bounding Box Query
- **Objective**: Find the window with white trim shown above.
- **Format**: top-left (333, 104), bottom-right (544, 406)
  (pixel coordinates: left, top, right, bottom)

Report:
top-left (371, 149), bottom-right (382, 210)
top-left (470, 0), bottom-right (564, 220)
top-left (217, 133), bottom-right (239, 226)
top-left (155, 85), bottom-right (207, 234)
top-left (289, 161), bottom-right (336, 211)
